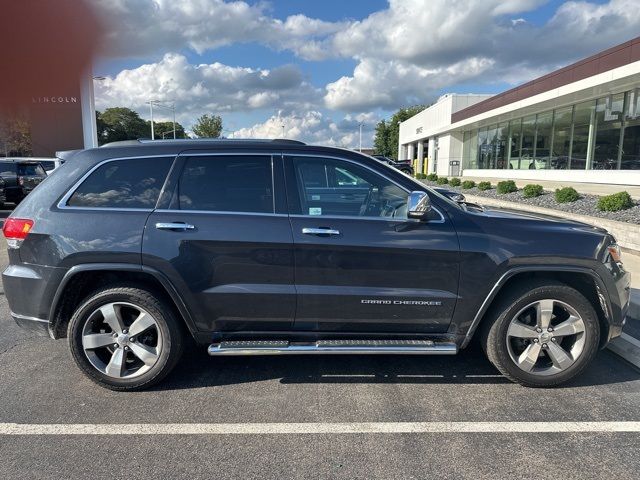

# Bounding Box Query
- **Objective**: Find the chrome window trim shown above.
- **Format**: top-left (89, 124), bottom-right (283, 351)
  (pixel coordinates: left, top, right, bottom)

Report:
top-left (286, 153), bottom-right (446, 224)
top-left (154, 209), bottom-right (288, 218)
top-left (57, 154), bottom-right (175, 211)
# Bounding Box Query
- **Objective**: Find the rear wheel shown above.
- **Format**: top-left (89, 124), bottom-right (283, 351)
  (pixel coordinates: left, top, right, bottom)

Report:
top-left (480, 281), bottom-right (600, 387)
top-left (68, 285), bottom-right (184, 391)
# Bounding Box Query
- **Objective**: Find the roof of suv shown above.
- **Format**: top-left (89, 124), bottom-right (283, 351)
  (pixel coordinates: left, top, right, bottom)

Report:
top-left (65, 138), bottom-right (378, 165)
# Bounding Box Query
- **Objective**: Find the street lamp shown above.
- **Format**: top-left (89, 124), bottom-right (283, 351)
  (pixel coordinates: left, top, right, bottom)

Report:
top-left (147, 100), bottom-right (177, 140)
top-left (358, 122), bottom-right (364, 152)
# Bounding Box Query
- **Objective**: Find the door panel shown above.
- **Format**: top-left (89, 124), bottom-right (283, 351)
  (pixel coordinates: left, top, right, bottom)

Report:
top-left (286, 155), bottom-right (460, 333)
top-left (143, 211), bottom-right (295, 332)
top-left (142, 153), bottom-right (295, 333)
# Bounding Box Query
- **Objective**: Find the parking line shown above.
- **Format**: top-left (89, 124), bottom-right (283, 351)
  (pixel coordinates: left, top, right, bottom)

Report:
top-left (1, 421), bottom-right (639, 435)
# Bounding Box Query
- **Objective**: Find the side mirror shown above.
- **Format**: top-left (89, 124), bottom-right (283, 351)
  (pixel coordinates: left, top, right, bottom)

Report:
top-left (407, 191), bottom-right (432, 219)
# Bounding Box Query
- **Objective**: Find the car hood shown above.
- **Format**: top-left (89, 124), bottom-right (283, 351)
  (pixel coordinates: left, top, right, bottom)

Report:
top-left (479, 206), bottom-right (609, 234)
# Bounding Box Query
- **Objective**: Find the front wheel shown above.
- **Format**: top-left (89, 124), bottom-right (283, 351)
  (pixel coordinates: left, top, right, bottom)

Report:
top-left (480, 281), bottom-right (600, 387)
top-left (68, 285), bottom-right (184, 391)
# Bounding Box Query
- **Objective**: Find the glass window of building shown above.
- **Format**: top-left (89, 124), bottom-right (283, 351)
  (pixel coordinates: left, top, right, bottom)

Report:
top-left (551, 106), bottom-right (573, 170)
top-left (534, 111), bottom-right (553, 169)
top-left (507, 119), bottom-right (522, 169)
top-left (520, 115), bottom-right (536, 169)
top-left (494, 123), bottom-right (509, 169)
top-left (485, 125), bottom-right (498, 169)
top-left (462, 130), bottom-right (478, 169)
top-left (571, 100), bottom-right (594, 170)
top-left (621, 90), bottom-right (640, 170)
top-left (593, 93), bottom-right (624, 170)
top-left (477, 127), bottom-right (489, 169)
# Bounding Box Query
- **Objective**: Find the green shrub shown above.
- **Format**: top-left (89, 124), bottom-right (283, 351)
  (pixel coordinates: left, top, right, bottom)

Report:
top-left (415, 173), bottom-right (427, 179)
top-left (436, 177), bottom-right (449, 185)
top-left (462, 180), bottom-right (476, 189)
top-left (555, 187), bottom-right (580, 203)
top-left (597, 191), bottom-right (634, 211)
top-left (426, 173), bottom-right (438, 182)
top-left (522, 184), bottom-right (544, 198)
top-left (449, 177), bottom-right (461, 187)
top-left (496, 180), bottom-right (518, 194)
top-left (477, 181), bottom-right (492, 191)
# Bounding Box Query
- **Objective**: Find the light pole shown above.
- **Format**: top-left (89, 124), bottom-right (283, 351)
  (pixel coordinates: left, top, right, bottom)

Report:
top-left (281, 124), bottom-right (285, 138)
top-left (358, 122), bottom-right (364, 152)
top-left (147, 100), bottom-right (177, 140)
top-left (148, 101), bottom-right (154, 140)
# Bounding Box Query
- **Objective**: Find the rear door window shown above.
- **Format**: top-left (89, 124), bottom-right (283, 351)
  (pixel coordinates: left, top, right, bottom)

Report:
top-left (176, 155), bottom-right (274, 213)
top-left (66, 157), bottom-right (173, 209)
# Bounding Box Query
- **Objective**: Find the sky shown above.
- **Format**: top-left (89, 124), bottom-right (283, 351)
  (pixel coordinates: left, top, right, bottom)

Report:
top-left (91, 0), bottom-right (639, 147)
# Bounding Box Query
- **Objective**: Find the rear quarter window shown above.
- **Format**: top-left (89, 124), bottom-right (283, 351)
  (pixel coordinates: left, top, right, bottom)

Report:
top-left (0, 162), bottom-right (16, 176)
top-left (66, 157), bottom-right (173, 209)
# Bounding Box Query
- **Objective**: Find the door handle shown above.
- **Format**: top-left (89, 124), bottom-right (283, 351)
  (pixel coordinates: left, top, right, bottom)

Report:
top-left (155, 222), bottom-right (195, 231)
top-left (302, 227), bottom-right (340, 236)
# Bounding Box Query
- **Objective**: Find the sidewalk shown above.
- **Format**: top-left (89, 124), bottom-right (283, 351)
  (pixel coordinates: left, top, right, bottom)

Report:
top-left (461, 176), bottom-right (640, 199)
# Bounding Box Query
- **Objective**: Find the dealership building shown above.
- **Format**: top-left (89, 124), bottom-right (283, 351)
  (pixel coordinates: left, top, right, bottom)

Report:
top-left (398, 37), bottom-right (640, 185)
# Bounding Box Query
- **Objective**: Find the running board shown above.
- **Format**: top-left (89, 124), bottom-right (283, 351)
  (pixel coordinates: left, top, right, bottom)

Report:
top-left (207, 339), bottom-right (458, 356)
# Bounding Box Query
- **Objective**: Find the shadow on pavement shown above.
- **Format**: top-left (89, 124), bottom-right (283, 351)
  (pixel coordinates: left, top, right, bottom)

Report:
top-left (153, 343), bottom-right (637, 391)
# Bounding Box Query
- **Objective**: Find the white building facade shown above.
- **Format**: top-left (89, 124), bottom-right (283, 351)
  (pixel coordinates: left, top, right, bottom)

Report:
top-left (398, 37), bottom-right (640, 185)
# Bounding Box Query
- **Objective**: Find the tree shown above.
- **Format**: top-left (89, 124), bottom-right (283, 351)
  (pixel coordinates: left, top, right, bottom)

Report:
top-left (373, 119), bottom-right (391, 157)
top-left (149, 120), bottom-right (187, 139)
top-left (192, 114), bottom-right (222, 138)
top-left (372, 105), bottom-right (427, 159)
top-left (96, 107), bottom-right (148, 145)
top-left (0, 116), bottom-right (32, 156)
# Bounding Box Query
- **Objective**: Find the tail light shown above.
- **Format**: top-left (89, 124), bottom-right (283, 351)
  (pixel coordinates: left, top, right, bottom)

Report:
top-left (2, 218), bottom-right (34, 248)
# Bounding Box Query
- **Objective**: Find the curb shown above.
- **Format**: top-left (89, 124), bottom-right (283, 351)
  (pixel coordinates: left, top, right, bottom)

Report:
top-left (607, 333), bottom-right (640, 369)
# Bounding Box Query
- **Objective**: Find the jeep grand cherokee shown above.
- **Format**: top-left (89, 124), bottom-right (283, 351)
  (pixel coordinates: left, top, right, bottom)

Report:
top-left (2, 139), bottom-right (630, 390)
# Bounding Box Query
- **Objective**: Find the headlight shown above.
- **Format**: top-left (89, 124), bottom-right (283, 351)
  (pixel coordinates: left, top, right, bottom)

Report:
top-left (607, 244), bottom-right (622, 264)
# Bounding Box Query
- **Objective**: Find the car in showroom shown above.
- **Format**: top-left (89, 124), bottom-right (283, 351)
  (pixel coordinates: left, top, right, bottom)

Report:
top-left (2, 139), bottom-right (630, 390)
top-left (0, 158), bottom-right (47, 204)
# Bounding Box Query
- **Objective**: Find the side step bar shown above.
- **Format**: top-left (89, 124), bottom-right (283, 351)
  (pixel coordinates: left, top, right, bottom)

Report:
top-left (208, 339), bottom-right (458, 356)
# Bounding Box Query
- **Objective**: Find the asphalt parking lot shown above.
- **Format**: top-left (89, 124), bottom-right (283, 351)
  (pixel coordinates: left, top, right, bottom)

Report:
top-left (0, 212), bottom-right (638, 479)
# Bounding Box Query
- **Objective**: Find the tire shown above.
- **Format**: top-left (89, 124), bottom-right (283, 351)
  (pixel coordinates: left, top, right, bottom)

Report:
top-left (68, 284), bottom-right (184, 391)
top-left (480, 280), bottom-right (600, 387)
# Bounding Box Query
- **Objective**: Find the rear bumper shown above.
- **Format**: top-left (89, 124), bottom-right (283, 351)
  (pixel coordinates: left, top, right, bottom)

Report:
top-left (2, 263), bottom-right (67, 333)
top-left (10, 312), bottom-right (51, 337)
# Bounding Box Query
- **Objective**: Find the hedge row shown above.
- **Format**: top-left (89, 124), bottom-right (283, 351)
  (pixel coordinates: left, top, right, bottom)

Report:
top-left (416, 174), bottom-right (636, 212)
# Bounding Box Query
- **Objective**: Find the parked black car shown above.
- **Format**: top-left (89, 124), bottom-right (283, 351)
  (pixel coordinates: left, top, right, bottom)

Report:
top-left (372, 155), bottom-right (414, 175)
top-left (2, 139), bottom-right (630, 390)
top-left (0, 158), bottom-right (47, 204)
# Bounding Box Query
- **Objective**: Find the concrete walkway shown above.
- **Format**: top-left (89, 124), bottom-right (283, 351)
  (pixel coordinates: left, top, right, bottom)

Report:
top-left (460, 177), bottom-right (640, 199)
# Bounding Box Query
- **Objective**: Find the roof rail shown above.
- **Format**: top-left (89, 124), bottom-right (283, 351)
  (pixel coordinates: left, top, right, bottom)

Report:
top-left (100, 138), bottom-right (307, 146)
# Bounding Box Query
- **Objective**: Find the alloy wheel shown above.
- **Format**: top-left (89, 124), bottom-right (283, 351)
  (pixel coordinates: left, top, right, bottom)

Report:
top-left (81, 302), bottom-right (163, 379)
top-left (506, 299), bottom-right (586, 376)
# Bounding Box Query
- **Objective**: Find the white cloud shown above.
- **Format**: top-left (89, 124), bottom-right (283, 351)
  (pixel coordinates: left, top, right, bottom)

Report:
top-left (92, 1), bottom-right (640, 129)
top-left (324, 57), bottom-right (495, 111)
top-left (320, 0), bottom-right (640, 110)
top-left (91, 0), bottom-right (349, 58)
top-left (233, 111), bottom-right (379, 148)
top-left (94, 53), bottom-right (322, 122)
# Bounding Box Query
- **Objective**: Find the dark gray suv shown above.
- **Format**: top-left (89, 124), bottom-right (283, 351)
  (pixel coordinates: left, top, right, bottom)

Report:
top-left (2, 139), bottom-right (630, 390)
